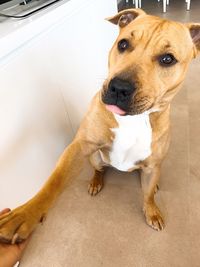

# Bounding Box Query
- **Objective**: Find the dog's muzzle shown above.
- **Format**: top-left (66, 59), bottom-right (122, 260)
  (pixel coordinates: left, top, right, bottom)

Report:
top-left (102, 77), bottom-right (136, 115)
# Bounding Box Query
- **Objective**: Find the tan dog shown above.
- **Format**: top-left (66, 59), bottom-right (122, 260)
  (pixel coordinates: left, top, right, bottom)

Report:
top-left (0, 8), bottom-right (200, 243)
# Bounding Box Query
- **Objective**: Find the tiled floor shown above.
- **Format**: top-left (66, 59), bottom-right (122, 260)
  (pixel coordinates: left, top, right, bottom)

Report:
top-left (21, 1), bottom-right (200, 266)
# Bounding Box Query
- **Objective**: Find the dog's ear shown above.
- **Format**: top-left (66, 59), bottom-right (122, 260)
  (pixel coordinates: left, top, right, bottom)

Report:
top-left (106, 8), bottom-right (146, 28)
top-left (187, 23), bottom-right (200, 56)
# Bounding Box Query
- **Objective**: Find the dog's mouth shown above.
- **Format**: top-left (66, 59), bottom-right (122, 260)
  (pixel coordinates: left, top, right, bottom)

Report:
top-left (101, 90), bottom-right (130, 116)
top-left (105, 104), bottom-right (126, 115)
top-left (101, 86), bottom-right (154, 116)
top-left (103, 101), bottom-right (154, 116)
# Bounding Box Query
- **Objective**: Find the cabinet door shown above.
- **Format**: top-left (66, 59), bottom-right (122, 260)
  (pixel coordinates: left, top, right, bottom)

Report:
top-left (46, 0), bottom-right (118, 131)
top-left (0, 0), bottom-right (117, 209)
top-left (0, 41), bottom-right (74, 209)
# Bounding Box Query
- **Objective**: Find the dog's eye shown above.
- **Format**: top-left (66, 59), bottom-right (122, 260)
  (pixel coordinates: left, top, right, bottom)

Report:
top-left (159, 54), bottom-right (177, 67)
top-left (118, 39), bottom-right (129, 52)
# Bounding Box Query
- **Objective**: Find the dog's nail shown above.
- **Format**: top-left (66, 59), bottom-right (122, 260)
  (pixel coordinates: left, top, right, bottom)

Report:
top-left (40, 214), bottom-right (47, 224)
top-left (12, 233), bottom-right (19, 244)
top-left (97, 185), bottom-right (102, 192)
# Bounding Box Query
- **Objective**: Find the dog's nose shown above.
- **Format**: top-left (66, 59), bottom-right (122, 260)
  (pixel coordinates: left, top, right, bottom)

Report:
top-left (108, 78), bottom-right (136, 100)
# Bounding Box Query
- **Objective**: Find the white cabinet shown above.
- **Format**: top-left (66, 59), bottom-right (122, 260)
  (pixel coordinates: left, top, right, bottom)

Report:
top-left (0, 0), bottom-right (117, 209)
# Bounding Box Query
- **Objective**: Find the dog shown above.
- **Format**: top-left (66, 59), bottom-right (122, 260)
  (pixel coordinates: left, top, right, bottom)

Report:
top-left (0, 8), bottom-right (200, 243)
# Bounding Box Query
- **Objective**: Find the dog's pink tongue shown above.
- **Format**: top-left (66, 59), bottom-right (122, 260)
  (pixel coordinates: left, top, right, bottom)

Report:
top-left (105, 105), bottom-right (126, 115)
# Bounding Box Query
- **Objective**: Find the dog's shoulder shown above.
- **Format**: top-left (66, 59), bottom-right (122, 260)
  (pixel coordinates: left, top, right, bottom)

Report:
top-left (75, 91), bottom-right (117, 153)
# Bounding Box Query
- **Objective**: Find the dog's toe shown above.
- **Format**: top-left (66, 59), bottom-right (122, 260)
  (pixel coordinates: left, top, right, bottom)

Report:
top-left (148, 214), bottom-right (165, 231)
top-left (143, 204), bottom-right (165, 231)
top-left (88, 183), bottom-right (102, 196)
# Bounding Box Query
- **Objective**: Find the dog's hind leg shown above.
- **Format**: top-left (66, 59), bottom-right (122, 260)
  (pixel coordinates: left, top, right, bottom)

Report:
top-left (88, 151), bottom-right (106, 196)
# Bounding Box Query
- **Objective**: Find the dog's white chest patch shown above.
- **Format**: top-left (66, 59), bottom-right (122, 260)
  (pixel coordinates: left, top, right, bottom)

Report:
top-left (109, 113), bottom-right (152, 171)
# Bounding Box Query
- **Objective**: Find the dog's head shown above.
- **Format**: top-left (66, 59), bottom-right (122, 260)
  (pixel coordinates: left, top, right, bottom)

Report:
top-left (101, 9), bottom-right (200, 115)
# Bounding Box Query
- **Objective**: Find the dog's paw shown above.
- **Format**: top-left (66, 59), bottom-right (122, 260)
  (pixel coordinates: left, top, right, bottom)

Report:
top-left (143, 203), bottom-right (165, 231)
top-left (88, 180), bottom-right (103, 196)
top-left (0, 205), bottom-right (42, 244)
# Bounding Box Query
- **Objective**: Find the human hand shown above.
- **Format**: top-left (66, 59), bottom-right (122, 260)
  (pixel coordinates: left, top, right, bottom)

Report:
top-left (0, 208), bottom-right (30, 267)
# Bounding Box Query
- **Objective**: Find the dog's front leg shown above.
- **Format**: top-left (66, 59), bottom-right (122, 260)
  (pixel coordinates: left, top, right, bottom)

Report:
top-left (141, 166), bottom-right (165, 231)
top-left (0, 140), bottom-right (87, 244)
